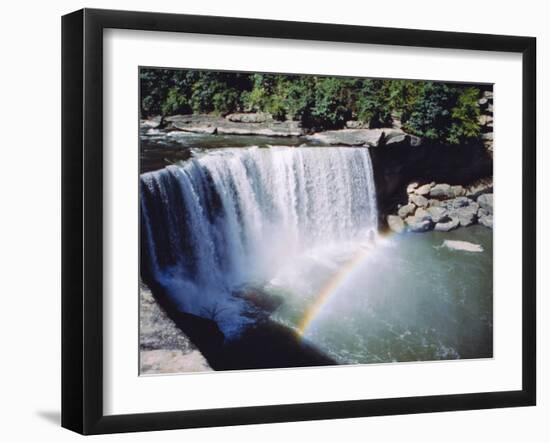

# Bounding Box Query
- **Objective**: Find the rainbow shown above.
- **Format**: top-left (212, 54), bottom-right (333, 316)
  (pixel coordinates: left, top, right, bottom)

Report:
top-left (296, 236), bottom-right (387, 336)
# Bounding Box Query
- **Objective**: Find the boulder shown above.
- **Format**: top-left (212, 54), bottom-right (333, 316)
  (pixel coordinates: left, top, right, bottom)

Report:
top-left (345, 120), bottom-right (364, 129)
top-left (482, 132), bottom-right (494, 141)
top-left (428, 199), bottom-right (442, 207)
top-left (477, 193), bottom-right (493, 213)
top-left (429, 183), bottom-right (454, 199)
top-left (405, 215), bottom-right (432, 232)
top-left (398, 203), bottom-right (416, 218)
top-left (226, 112), bottom-right (269, 123)
top-left (442, 196), bottom-right (476, 210)
top-left (448, 205), bottom-right (478, 227)
top-left (387, 215), bottom-right (405, 234)
top-left (451, 185), bottom-right (466, 197)
top-left (415, 183), bottom-right (432, 196)
top-left (407, 182), bottom-right (419, 193)
top-left (466, 179), bottom-right (493, 199)
top-left (427, 206), bottom-right (448, 223)
top-left (434, 218), bottom-right (460, 232)
top-left (478, 207), bottom-right (490, 218)
top-left (414, 207), bottom-right (432, 220)
top-left (384, 133), bottom-right (409, 146)
top-left (410, 194), bottom-right (429, 208)
top-left (479, 215), bottom-right (493, 229)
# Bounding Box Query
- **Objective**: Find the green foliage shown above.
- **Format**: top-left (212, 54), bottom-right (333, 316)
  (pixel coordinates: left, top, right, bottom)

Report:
top-left (139, 68), bottom-right (485, 144)
top-left (406, 82), bottom-right (453, 140)
top-left (384, 80), bottom-right (423, 124)
top-left (310, 77), bottom-right (352, 129)
top-left (161, 87), bottom-right (190, 115)
top-left (405, 83), bottom-right (481, 144)
top-left (283, 77), bottom-right (315, 124)
top-left (189, 73), bottom-right (243, 115)
top-left (242, 74), bottom-right (288, 121)
top-left (355, 80), bottom-right (392, 128)
top-left (448, 87), bottom-right (482, 144)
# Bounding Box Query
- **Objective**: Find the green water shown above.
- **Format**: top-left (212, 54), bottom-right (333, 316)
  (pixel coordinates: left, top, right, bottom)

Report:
top-left (140, 129), bottom-right (493, 365)
top-left (268, 225), bottom-right (493, 364)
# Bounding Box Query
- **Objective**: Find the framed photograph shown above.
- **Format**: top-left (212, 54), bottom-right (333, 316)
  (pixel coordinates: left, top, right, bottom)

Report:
top-left (62, 8), bottom-right (536, 435)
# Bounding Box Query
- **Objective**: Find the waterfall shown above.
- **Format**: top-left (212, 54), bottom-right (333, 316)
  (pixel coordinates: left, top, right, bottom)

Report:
top-left (140, 146), bottom-right (378, 336)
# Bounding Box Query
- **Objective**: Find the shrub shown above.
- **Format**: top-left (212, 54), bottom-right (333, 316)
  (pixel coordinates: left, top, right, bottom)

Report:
top-left (160, 87), bottom-right (190, 116)
top-left (355, 80), bottom-right (392, 128)
top-left (140, 68), bottom-right (485, 144)
top-left (310, 77), bottom-right (353, 129)
top-left (448, 87), bottom-right (482, 144)
top-left (284, 77), bottom-right (316, 125)
top-left (405, 82), bottom-right (456, 141)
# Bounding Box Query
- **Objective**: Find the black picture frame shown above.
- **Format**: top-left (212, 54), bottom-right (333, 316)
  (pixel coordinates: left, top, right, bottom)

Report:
top-left (62, 8), bottom-right (536, 435)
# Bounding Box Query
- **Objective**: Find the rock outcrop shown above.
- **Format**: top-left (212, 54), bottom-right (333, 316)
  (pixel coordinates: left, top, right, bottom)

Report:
top-left (305, 128), bottom-right (407, 147)
top-left (140, 281), bottom-right (212, 374)
top-left (162, 113), bottom-right (304, 137)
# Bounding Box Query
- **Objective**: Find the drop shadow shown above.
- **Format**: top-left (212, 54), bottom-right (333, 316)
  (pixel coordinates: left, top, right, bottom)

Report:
top-left (36, 410), bottom-right (61, 426)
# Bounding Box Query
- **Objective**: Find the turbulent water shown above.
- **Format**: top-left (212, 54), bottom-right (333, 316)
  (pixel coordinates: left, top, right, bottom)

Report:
top-left (140, 146), bottom-right (379, 336)
top-left (141, 143), bottom-right (493, 364)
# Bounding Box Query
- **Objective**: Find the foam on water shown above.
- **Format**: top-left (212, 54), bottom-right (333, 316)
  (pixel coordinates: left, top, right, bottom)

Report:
top-left (140, 146), bottom-right (378, 336)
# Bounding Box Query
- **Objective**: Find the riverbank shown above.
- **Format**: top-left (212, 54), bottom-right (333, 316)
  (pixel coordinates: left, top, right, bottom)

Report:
top-left (139, 281), bottom-right (212, 374)
top-left (142, 113), bottom-right (416, 146)
top-left (140, 278), bottom-right (336, 374)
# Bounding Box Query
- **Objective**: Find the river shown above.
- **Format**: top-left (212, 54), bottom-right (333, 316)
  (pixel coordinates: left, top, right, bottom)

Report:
top-left (140, 128), bottom-right (493, 367)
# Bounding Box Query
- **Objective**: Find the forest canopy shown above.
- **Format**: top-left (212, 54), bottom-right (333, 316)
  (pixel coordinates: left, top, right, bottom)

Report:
top-left (140, 68), bottom-right (488, 145)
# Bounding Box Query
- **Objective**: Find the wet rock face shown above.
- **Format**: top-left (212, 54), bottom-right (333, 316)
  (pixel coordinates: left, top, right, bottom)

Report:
top-left (387, 215), bottom-right (405, 233)
top-left (139, 281), bottom-right (212, 374)
top-left (405, 215), bottom-right (433, 232)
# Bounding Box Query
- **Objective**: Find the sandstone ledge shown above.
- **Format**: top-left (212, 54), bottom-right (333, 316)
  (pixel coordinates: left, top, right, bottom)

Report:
top-left (140, 281), bottom-right (212, 375)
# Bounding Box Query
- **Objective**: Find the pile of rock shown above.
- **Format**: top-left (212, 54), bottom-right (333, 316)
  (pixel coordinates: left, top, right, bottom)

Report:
top-left (479, 90), bottom-right (494, 156)
top-left (386, 181), bottom-right (493, 234)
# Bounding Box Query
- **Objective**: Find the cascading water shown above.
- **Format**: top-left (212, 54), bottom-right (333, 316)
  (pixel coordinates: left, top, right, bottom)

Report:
top-left (140, 146), bottom-right (378, 337)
